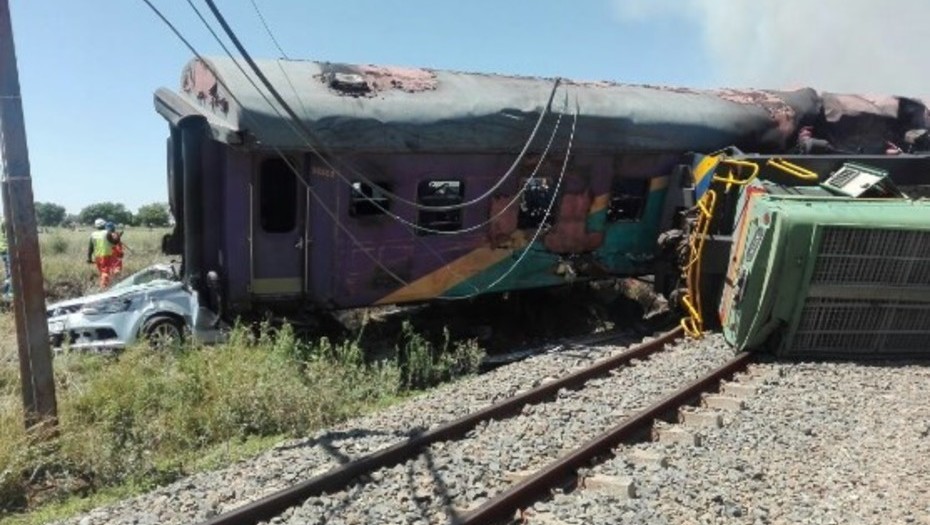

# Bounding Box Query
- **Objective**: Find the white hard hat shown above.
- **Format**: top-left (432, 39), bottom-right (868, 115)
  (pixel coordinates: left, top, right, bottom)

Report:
top-left (94, 218), bottom-right (106, 228)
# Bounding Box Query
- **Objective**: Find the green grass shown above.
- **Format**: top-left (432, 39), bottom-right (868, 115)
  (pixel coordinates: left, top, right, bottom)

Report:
top-left (0, 229), bottom-right (485, 523)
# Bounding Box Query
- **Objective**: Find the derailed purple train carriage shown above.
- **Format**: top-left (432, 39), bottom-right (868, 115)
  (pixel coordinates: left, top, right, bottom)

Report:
top-left (153, 57), bottom-right (930, 323)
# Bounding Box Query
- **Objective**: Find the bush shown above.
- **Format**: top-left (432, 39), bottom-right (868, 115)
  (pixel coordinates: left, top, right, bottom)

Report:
top-left (0, 319), bottom-right (483, 521)
top-left (396, 321), bottom-right (485, 390)
top-left (56, 324), bottom-right (402, 487)
top-left (47, 236), bottom-right (69, 255)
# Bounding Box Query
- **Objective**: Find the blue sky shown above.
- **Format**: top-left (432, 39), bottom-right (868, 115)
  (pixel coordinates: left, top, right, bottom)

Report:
top-left (9, 0), bottom-right (928, 215)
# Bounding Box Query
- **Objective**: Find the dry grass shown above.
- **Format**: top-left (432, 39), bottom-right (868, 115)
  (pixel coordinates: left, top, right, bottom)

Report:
top-left (0, 233), bottom-right (484, 523)
top-left (1, 228), bottom-right (173, 515)
top-left (39, 227), bottom-right (171, 301)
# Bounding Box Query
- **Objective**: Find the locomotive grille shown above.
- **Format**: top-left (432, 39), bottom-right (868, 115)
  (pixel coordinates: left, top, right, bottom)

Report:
top-left (792, 227), bottom-right (930, 356)
top-left (811, 227), bottom-right (930, 286)
top-left (793, 298), bottom-right (930, 355)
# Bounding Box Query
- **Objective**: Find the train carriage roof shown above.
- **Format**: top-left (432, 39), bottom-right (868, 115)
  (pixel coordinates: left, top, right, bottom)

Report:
top-left (154, 57), bottom-right (928, 155)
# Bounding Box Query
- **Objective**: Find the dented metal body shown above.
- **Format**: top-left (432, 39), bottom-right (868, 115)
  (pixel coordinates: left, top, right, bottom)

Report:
top-left (152, 56), bottom-right (930, 323)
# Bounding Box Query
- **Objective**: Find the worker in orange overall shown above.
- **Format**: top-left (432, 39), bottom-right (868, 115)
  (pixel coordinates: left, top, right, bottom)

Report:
top-left (105, 222), bottom-right (125, 277)
top-left (87, 218), bottom-right (115, 288)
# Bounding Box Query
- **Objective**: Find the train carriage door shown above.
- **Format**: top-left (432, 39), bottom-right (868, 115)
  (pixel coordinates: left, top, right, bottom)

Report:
top-left (250, 156), bottom-right (306, 297)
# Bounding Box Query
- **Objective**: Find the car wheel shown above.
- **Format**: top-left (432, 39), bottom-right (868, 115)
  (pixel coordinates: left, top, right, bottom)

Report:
top-left (142, 315), bottom-right (184, 350)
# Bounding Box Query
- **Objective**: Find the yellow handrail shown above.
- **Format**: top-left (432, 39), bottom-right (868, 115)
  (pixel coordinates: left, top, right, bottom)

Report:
top-left (766, 158), bottom-right (819, 180)
top-left (712, 159), bottom-right (760, 193)
top-left (679, 154), bottom-right (822, 338)
top-left (679, 189), bottom-right (716, 338)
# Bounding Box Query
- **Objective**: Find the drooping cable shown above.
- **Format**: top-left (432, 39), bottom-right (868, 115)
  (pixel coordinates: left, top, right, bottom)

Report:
top-left (243, 1), bottom-right (569, 235)
top-left (450, 101), bottom-right (579, 300)
top-left (248, 0), bottom-right (288, 59)
top-left (204, 0), bottom-right (560, 213)
top-left (141, 0), bottom-right (412, 289)
top-left (191, 0), bottom-right (563, 236)
top-left (187, 0), bottom-right (562, 237)
top-left (243, 0), bottom-right (559, 223)
top-left (247, 0), bottom-right (313, 138)
top-left (144, 0), bottom-right (582, 301)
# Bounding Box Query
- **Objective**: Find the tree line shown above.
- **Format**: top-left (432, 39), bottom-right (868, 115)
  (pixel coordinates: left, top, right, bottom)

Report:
top-left (34, 202), bottom-right (173, 228)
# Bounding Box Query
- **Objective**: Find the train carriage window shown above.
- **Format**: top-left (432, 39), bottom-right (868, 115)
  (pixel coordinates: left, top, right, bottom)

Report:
top-left (350, 181), bottom-right (393, 216)
top-left (259, 158), bottom-right (297, 232)
top-left (607, 178), bottom-right (649, 222)
top-left (417, 180), bottom-right (463, 234)
top-left (518, 177), bottom-right (556, 229)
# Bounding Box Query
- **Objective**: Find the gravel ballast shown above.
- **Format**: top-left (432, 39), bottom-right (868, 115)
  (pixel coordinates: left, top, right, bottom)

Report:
top-left (279, 334), bottom-right (734, 524)
top-left (57, 334), bottom-right (930, 525)
top-left (536, 357), bottom-right (930, 524)
top-left (54, 330), bottom-right (649, 525)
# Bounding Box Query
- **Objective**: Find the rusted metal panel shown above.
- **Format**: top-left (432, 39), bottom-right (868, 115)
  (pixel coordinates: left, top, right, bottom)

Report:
top-left (820, 93), bottom-right (929, 154)
top-left (543, 192), bottom-right (604, 253)
top-left (488, 194), bottom-right (518, 248)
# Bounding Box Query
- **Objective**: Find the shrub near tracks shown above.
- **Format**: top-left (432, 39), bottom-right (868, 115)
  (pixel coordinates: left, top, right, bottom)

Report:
top-left (0, 319), bottom-right (483, 523)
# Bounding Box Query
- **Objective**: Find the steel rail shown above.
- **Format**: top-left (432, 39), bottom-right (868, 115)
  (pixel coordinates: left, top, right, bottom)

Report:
top-left (454, 351), bottom-right (754, 525)
top-left (199, 327), bottom-right (683, 525)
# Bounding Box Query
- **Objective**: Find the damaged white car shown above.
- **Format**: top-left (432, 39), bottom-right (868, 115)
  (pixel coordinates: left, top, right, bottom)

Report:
top-left (46, 263), bottom-right (224, 352)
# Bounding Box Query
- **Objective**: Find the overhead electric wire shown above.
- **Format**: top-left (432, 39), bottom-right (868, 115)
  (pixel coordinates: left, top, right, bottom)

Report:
top-left (248, 0), bottom-right (313, 136)
top-left (204, 0), bottom-right (561, 214)
top-left (187, 0), bottom-right (575, 298)
top-left (248, 0), bottom-right (288, 59)
top-left (143, 0), bottom-right (582, 301)
top-left (244, 0), bottom-right (570, 236)
top-left (181, 0), bottom-right (480, 294)
top-left (192, 0), bottom-right (564, 237)
top-left (142, 0), bottom-right (411, 289)
top-left (454, 102), bottom-right (579, 299)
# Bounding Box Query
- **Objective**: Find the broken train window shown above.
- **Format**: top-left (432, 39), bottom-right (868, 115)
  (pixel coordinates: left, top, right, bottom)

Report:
top-left (350, 181), bottom-right (393, 217)
top-left (518, 177), bottom-right (556, 229)
top-left (607, 178), bottom-right (649, 222)
top-left (259, 158), bottom-right (298, 233)
top-left (417, 180), bottom-right (463, 234)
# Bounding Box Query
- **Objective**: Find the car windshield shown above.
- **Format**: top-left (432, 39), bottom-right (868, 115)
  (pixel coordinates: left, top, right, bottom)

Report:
top-left (110, 265), bottom-right (179, 291)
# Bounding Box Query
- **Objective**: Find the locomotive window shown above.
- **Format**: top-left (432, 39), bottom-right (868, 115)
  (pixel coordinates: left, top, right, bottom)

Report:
top-left (350, 181), bottom-right (392, 216)
top-left (417, 180), bottom-right (463, 234)
top-left (607, 178), bottom-right (649, 222)
top-left (518, 177), bottom-right (556, 229)
top-left (259, 158), bottom-right (297, 233)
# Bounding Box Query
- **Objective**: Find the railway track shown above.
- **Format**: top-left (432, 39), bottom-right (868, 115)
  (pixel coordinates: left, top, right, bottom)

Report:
top-left (455, 351), bottom-right (752, 524)
top-left (195, 329), bottom-right (751, 525)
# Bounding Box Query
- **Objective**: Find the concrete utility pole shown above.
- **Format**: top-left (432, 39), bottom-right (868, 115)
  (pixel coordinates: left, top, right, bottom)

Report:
top-left (0, 0), bottom-right (58, 430)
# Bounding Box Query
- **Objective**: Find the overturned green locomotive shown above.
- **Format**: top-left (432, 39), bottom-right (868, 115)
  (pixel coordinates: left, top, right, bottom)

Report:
top-left (680, 154), bottom-right (930, 358)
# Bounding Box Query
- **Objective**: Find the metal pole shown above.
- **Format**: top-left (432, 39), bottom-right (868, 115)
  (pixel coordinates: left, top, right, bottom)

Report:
top-left (0, 0), bottom-right (57, 430)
